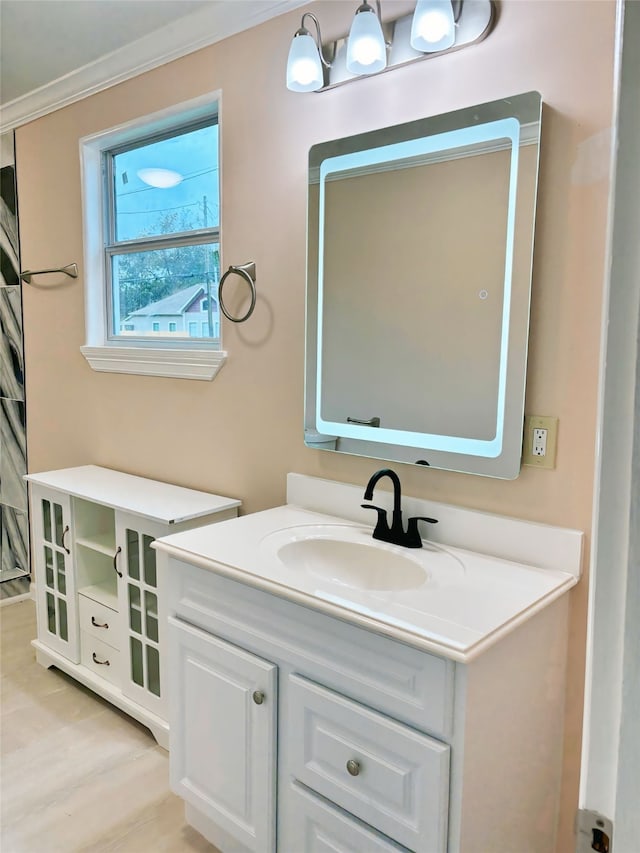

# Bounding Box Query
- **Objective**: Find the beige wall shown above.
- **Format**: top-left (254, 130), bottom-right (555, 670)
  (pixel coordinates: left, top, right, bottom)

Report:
top-left (16, 1), bottom-right (617, 849)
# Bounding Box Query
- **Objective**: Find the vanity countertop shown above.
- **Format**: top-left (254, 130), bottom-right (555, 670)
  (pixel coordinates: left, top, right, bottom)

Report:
top-left (153, 504), bottom-right (578, 662)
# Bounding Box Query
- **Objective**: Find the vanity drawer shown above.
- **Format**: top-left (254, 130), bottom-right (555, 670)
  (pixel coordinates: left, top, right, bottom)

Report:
top-left (78, 595), bottom-right (119, 647)
top-left (289, 674), bottom-right (449, 852)
top-left (81, 632), bottom-right (121, 686)
top-left (280, 782), bottom-right (409, 852)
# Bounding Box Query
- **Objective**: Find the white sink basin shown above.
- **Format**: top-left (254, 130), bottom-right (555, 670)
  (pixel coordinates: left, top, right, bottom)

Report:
top-left (261, 524), bottom-right (429, 591)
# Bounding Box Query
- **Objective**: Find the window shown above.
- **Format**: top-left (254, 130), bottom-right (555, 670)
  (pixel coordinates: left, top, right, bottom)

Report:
top-left (80, 95), bottom-right (227, 380)
top-left (189, 322), bottom-right (198, 337)
top-left (107, 121), bottom-right (220, 343)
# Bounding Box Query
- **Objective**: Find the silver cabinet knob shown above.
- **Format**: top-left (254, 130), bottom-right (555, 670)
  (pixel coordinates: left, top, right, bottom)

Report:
top-left (346, 759), bottom-right (361, 777)
top-left (252, 690), bottom-right (265, 705)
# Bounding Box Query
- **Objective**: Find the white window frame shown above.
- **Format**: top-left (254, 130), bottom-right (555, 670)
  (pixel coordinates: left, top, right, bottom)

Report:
top-left (79, 93), bottom-right (226, 381)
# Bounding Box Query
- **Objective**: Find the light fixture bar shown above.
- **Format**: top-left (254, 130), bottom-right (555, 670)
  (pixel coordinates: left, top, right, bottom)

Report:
top-left (316, 0), bottom-right (495, 92)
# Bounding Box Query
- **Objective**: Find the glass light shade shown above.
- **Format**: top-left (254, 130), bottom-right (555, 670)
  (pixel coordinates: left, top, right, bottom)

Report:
top-left (346, 7), bottom-right (387, 75)
top-left (286, 32), bottom-right (324, 92)
top-left (410, 0), bottom-right (456, 53)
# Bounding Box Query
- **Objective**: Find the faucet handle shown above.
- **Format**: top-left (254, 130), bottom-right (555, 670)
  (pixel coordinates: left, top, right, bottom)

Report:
top-left (361, 504), bottom-right (391, 540)
top-left (405, 516), bottom-right (438, 548)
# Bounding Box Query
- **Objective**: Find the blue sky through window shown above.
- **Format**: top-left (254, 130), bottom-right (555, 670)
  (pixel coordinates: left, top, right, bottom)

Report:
top-left (113, 123), bottom-right (219, 242)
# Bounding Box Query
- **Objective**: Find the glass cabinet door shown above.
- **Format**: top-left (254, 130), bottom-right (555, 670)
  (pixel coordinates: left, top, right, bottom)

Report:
top-left (32, 487), bottom-right (79, 662)
top-left (116, 514), bottom-right (167, 718)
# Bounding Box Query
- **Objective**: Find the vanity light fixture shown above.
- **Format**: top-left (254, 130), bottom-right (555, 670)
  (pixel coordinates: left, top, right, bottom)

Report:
top-left (345, 1), bottom-right (387, 76)
top-left (286, 12), bottom-right (331, 92)
top-left (410, 0), bottom-right (457, 52)
top-left (285, 0), bottom-right (495, 92)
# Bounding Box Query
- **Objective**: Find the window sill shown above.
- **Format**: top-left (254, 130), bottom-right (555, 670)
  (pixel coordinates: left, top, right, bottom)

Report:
top-left (81, 345), bottom-right (227, 381)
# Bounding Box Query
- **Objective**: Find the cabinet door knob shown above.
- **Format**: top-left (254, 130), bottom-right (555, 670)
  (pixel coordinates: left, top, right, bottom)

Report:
top-left (91, 616), bottom-right (109, 629)
top-left (252, 690), bottom-right (265, 705)
top-left (92, 652), bottom-right (110, 666)
top-left (346, 759), bottom-right (361, 777)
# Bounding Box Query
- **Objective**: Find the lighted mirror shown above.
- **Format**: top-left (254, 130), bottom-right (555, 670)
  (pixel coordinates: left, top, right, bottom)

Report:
top-left (305, 92), bottom-right (542, 478)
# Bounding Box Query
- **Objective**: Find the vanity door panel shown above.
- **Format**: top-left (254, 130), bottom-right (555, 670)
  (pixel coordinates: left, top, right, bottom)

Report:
top-left (281, 782), bottom-right (409, 852)
top-left (169, 617), bottom-right (277, 853)
top-left (289, 674), bottom-right (449, 853)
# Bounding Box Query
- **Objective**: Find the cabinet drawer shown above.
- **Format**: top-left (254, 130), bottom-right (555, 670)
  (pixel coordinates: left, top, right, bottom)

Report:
top-left (78, 595), bottom-right (119, 648)
top-left (81, 632), bottom-right (121, 686)
top-left (281, 782), bottom-right (408, 852)
top-left (289, 674), bottom-right (449, 852)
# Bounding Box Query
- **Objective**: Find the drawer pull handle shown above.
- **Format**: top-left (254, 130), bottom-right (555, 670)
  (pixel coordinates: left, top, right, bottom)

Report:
top-left (113, 546), bottom-right (122, 578)
top-left (252, 690), bottom-right (265, 705)
top-left (92, 652), bottom-right (110, 666)
top-left (346, 759), bottom-right (361, 777)
top-left (91, 616), bottom-right (109, 629)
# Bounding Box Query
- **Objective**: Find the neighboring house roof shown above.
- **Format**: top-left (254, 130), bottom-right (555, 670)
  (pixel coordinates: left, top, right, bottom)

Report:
top-left (125, 283), bottom-right (205, 318)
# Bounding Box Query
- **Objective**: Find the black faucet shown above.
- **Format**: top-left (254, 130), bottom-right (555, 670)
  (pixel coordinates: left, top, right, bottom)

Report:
top-left (361, 468), bottom-right (438, 549)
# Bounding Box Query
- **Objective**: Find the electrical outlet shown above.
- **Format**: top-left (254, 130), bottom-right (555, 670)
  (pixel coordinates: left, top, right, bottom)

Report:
top-left (532, 428), bottom-right (547, 456)
top-left (523, 415), bottom-right (558, 468)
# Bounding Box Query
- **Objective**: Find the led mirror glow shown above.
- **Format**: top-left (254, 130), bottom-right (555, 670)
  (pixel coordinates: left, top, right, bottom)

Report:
top-left (346, 5), bottom-right (387, 75)
top-left (316, 120), bottom-right (520, 458)
top-left (305, 93), bottom-right (543, 478)
top-left (287, 31), bottom-right (324, 92)
top-left (411, 0), bottom-right (455, 52)
top-left (136, 168), bottom-right (183, 188)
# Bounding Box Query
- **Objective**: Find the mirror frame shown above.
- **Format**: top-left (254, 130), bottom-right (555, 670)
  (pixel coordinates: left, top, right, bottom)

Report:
top-left (304, 92), bottom-right (542, 479)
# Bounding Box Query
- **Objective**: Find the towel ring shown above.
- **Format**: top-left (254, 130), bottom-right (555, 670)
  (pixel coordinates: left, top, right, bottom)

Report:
top-left (218, 262), bottom-right (257, 323)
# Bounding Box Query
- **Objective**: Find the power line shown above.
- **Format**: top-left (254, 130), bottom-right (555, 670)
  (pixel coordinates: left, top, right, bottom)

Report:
top-left (117, 200), bottom-right (213, 216)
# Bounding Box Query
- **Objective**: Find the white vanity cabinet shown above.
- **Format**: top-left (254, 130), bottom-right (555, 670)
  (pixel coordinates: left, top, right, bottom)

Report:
top-left (159, 553), bottom-right (573, 853)
top-left (155, 477), bottom-right (582, 853)
top-left (27, 466), bottom-right (240, 747)
top-left (165, 562), bottom-right (454, 853)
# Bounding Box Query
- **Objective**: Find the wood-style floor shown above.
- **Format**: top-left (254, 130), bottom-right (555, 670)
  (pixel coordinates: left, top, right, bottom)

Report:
top-left (0, 599), bottom-right (216, 853)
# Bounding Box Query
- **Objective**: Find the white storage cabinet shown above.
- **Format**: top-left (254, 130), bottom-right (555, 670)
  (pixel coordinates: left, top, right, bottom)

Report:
top-left (27, 466), bottom-right (240, 748)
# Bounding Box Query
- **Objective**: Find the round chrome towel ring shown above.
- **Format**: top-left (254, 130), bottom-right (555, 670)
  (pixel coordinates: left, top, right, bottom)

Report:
top-left (218, 262), bottom-right (257, 323)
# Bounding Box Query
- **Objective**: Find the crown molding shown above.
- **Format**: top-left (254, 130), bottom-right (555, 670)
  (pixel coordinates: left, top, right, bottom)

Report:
top-left (1, 0), bottom-right (307, 134)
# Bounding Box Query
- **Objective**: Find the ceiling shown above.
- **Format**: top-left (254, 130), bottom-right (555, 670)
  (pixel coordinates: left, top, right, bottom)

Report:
top-left (0, 0), bottom-right (307, 130)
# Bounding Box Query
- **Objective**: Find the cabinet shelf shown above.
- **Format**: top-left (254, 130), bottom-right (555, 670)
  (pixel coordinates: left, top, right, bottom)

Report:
top-left (79, 579), bottom-right (118, 611)
top-left (75, 532), bottom-right (117, 556)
